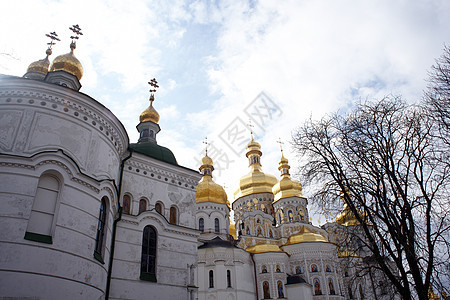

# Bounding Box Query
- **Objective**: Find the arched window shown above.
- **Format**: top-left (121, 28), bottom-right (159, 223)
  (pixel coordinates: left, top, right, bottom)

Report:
top-left (199, 218), bottom-right (204, 232)
top-left (288, 210), bottom-right (294, 222)
top-left (170, 206), bottom-right (177, 225)
top-left (140, 225), bottom-right (157, 282)
top-left (314, 278), bottom-right (322, 295)
top-left (155, 202), bottom-right (162, 215)
top-left (209, 270), bottom-right (214, 288)
top-left (328, 278), bottom-right (336, 295)
top-left (344, 269), bottom-right (349, 277)
top-left (277, 281), bottom-right (285, 298)
top-left (262, 265), bottom-right (267, 273)
top-left (227, 270), bottom-right (231, 288)
top-left (295, 266), bottom-right (302, 274)
top-left (123, 195), bottom-right (131, 214)
top-left (257, 227), bottom-right (262, 236)
top-left (263, 281), bottom-right (270, 299)
top-left (94, 197), bottom-right (108, 262)
top-left (25, 174), bottom-right (60, 244)
top-left (139, 199), bottom-right (147, 214)
top-left (276, 265), bottom-right (281, 272)
top-left (214, 218), bottom-right (220, 233)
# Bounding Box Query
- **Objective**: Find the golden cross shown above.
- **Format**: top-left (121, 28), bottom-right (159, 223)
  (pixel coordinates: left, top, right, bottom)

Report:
top-left (247, 119), bottom-right (255, 140)
top-left (277, 137), bottom-right (284, 154)
top-left (69, 24), bottom-right (83, 41)
top-left (45, 32), bottom-right (60, 49)
top-left (202, 137), bottom-right (209, 156)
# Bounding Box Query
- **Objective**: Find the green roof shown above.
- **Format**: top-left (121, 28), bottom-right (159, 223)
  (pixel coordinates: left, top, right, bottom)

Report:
top-left (130, 142), bottom-right (178, 166)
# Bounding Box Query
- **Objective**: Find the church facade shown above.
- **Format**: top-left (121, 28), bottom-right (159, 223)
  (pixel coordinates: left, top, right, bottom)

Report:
top-left (0, 34), bottom-right (393, 300)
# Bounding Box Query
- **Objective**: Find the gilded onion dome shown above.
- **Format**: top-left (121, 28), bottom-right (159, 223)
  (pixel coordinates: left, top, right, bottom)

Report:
top-left (26, 48), bottom-right (52, 76)
top-left (272, 154), bottom-right (303, 202)
top-left (196, 154), bottom-right (228, 205)
top-left (285, 226), bottom-right (328, 245)
top-left (335, 188), bottom-right (366, 226)
top-left (139, 94), bottom-right (160, 124)
top-left (234, 138), bottom-right (277, 199)
top-left (49, 41), bottom-right (83, 80)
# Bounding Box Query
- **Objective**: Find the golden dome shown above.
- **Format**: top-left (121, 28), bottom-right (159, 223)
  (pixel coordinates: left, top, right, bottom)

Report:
top-left (196, 155), bottom-right (228, 205)
top-left (234, 139), bottom-right (277, 198)
top-left (335, 189), bottom-right (366, 226)
top-left (246, 243), bottom-right (284, 254)
top-left (49, 42), bottom-right (83, 80)
top-left (285, 226), bottom-right (328, 245)
top-left (26, 48), bottom-right (52, 75)
top-left (272, 154), bottom-right (303, 202)
top-left (139, 95), bottom-right (160, 123)
top-left (229, 223), bottom-right (236, 239)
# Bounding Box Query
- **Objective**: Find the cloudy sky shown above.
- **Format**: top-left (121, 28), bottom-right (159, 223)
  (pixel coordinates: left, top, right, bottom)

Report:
top-left (1, 0), bottom-right (449, 223)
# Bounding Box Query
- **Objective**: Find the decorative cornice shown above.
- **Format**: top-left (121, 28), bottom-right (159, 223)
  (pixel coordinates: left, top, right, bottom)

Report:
top-left (0, 87), bottom-right (128, 155)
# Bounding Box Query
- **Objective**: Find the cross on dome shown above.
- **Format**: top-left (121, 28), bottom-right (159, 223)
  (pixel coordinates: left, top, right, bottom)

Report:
top-left (45, 32), bottom-right (60, 50)
top-left (202, 137), bottom-right (209, 156)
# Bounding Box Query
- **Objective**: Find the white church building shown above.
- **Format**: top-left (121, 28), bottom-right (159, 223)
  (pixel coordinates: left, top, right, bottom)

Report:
top-left (0, 31), bottom-right (393, 300)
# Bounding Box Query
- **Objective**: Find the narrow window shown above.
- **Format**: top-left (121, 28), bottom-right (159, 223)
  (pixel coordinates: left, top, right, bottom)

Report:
top-left (25, 174), bottom-right (60, 244)
top-left (227, 270), bottom-right (231, 288)
top-left (170, 206), bottom-right (177, 224)
top-left (263, 281), bottom-right (270, 299)
top-left (288, 210), bottom-right (293, 222)
top-left (199, 218), bottom-right (204, 232)
top-left (214, 218), bottom-right (220, 233)
top-left (141, 225), bottom-right (157, 282)
top-left (155, 202), bottom-right (162, 214)
top-left (139, 199), bottom-right (147, 214)
top-left (209, 270), bottom-right (214, 288)
top-left (123, 195), bottom-right (131, 214)
top-left (277, 281), bottom-right (285, 298)
top-left (314, 278), bottom-right (322, 295)
top-left (328, 278), bottom-right (336, 295)
top-left (94, 197), bottom-right (108, 262)
top-left (262, 265), bottom-right (267, 273)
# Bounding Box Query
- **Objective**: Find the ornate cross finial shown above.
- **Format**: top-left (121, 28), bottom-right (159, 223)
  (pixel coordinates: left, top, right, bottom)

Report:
top-left (277, 137), bottom-right (284, 154)
top-left (148, 78), bottom-right (159, 103)
top-left (45, 31), bottom-right (60, 50)
top-left (247, 119), bottom-right (255, 140)
top-left (202, 137), bottom-right (209, 156)
top-left (69, 24), bottom-right (83, 42)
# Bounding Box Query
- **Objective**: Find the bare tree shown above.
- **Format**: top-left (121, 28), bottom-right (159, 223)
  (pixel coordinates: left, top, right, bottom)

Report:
top-left (293, 96), bottom-right (450, 300)
top-left (425, 45), bottom-right (450, 142)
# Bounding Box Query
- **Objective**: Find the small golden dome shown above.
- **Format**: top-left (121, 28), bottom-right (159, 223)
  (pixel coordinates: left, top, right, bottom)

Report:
top-left (196, 155), bottom-right (228, 205)
top-left (49, 42), bottom-right (83, 80)
top-left (201, 155), bottom-right (213, 166)
top-left (273, 154), bottom-right (303, 201)
top-left (234, 138), bottom-right (277, 198)
top-left (285, 226), bottom-right (328, 245)
top-left (26, 48), bottom-right (52, 75)
top-left (246, 243), bottom-right (285, 254)
top-left (139, 95), bottom-right (160, 123)
top-left (335, 189), bottom-right (366, 226)
top-left (229, 223), bottom-right (236, 239)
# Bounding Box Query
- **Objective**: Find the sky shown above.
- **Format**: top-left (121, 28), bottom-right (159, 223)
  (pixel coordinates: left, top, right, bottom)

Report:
top-left (1, 0), bottom-right (449, 224)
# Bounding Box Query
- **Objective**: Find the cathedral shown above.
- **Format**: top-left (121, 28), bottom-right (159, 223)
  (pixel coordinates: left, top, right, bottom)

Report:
top-left (0, 30), bottom-right (392, 300)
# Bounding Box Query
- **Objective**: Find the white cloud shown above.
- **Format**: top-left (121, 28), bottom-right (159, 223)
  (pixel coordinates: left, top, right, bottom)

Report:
top-left (1, 0), bottom-right (449, 225)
